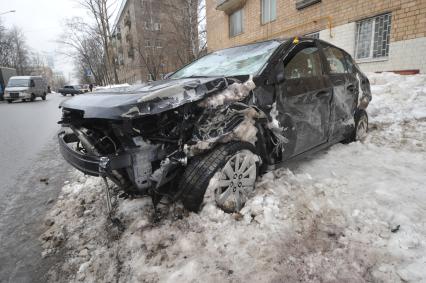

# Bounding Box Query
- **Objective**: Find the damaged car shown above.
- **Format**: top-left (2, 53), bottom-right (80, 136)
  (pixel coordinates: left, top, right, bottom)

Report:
top-left (58, 37), bottom-right (371, 213)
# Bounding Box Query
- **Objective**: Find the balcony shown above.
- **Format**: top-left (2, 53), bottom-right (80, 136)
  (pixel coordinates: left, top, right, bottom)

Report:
top-left (216, 0), bottom-right (247, 13)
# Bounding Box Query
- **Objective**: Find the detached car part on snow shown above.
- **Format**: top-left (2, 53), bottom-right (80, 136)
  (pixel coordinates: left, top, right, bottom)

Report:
top-left (58, 38), bottom-right (371, 213)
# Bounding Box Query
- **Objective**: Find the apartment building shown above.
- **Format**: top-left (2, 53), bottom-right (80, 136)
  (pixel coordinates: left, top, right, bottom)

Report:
top-left (112, 0), bottom-right (197, 83)
top-left (207, 0), bottom-right (426, 73)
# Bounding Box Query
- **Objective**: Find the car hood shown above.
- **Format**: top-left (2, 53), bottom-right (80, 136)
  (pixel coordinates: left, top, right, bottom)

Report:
top-left (60, 77), bottom-right (231, 120)
top-left (5, 87), bottom-right (29, 92)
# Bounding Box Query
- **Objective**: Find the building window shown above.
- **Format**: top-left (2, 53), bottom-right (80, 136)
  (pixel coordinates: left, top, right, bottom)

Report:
top-left (355, 13), bottom-right (391, 60)
top-left (229, 9), bottom-right (243, 37)
top-left (261, 0), bottom-right (276, 24)
top-left (296, 0), bottom-right (321, 10)
top-left (305, 32), bottom-right (319, 39)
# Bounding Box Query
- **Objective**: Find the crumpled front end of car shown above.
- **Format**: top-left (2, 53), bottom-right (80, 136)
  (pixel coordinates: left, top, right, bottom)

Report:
top-left (57, 76), bottom-right (265, 201)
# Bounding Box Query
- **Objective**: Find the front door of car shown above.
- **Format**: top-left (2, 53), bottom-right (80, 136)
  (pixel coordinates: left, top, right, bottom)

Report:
top-left (275, 42), bottom-right (332, 160)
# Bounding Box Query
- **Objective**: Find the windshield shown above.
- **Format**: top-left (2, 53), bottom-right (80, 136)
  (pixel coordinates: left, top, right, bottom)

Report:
top-left (7, 79), bottom-right (29, 88)
top-left (170, 40), bottom-right (281, 79)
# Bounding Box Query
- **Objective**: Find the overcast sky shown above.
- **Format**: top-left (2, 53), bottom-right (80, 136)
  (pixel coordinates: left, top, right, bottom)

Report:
top-left (1, 0), bottom-right (121, 83)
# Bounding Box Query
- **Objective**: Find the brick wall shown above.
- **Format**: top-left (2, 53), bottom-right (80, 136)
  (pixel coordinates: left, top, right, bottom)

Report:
top-left (206, 0), bottom-right (426, 52)
top-left (113, 0), bottom-right (197, 83)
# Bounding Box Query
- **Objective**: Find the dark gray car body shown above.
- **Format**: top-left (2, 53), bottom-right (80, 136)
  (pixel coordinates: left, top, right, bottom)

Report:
top-left (58, 38), bottom-right (371, 195)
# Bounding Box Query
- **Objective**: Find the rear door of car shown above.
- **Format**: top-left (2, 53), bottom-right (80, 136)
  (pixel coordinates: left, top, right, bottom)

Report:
top-left (275, 41), bottom-right (332, 159)
top-left (319, 43), bottom-right (358, 141)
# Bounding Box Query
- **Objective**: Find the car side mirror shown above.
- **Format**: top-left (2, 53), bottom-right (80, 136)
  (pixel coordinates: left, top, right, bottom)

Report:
top-left (267, 62), bottom-right (286, 85)
top-left (163, 72), bottom-right (173, 80)
top-left (275, 71), bottom-right (285, 84)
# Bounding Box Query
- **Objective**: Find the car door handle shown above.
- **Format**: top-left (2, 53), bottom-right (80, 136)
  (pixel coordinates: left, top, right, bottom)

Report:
top-left (315, 91), bottom-right (329, 98)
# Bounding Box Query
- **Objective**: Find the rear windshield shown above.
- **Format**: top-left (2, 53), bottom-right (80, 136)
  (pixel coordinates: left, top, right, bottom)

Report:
top-left (7, 79), bottom-right (29, 87)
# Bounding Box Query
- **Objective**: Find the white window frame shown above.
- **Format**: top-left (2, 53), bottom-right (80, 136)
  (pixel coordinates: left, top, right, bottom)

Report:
top-left (355, 13), bottom-right (391, 60)
top-left (261, 0), bottom-right (276, 24)
top-left (229, 8), bottom-right (244, 37)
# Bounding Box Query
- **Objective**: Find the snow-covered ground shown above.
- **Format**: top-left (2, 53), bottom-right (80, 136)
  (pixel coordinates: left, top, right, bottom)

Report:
top-left (41, 73), bottom-right (426, 282)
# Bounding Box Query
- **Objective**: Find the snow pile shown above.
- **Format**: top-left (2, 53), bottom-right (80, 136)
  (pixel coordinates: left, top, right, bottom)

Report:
top-left (41, 73), bottom-right (426, 282)
top-left (95, 83), bottom-right (131, 91)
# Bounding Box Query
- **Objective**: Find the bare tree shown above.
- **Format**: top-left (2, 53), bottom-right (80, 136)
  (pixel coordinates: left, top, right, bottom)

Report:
top-left (170, 0), bottom-right (206, 66)
top-left (0, 26), bottom-right (31, 75)
top-left (78, 0), bottom-right (119, 84)
top-left (57, 18), bottom-right (108, 85)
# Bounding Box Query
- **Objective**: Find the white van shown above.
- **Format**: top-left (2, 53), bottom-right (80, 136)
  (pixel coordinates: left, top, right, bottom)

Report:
top-left (4, 76), bottom-right (48, 103)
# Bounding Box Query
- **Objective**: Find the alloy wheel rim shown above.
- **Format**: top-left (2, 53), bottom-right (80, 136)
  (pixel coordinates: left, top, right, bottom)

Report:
top-left (215, 150), bottom-right (258, 212)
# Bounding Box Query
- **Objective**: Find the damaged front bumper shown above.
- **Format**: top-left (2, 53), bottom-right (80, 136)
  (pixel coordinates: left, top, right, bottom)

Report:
top-left (58, 130), bottom-right (132, 177)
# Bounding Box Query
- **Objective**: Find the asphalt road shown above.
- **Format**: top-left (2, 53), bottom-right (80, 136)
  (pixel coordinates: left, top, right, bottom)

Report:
top-left (0, 94), bottom-right (73, 282)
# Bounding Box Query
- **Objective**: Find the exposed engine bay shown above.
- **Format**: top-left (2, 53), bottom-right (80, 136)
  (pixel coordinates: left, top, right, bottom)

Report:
top-left (58, 76), bottom-right (269, 204)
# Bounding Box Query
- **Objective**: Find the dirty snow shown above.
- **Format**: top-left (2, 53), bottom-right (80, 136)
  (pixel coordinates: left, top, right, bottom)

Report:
top-left (41, 73), bottom-right (426, 282)
top-left (95, 83), bottom-right (131, 91)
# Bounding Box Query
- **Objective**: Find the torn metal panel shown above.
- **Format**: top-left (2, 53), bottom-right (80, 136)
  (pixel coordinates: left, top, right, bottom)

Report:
top-left (60, 77), bottom-right (231, 120)
top-left (198, 76), bottom-right (256, 108)
top-left (187, 104), bottom-right (265, 156)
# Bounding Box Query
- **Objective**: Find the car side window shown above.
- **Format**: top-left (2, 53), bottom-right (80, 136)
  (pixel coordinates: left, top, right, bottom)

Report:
top-left (284, 47), bottom-right (322, 79)
top-left (323, 46), bottom-right (347, 74)
top-left (344, 53), bottom-right (356, 73)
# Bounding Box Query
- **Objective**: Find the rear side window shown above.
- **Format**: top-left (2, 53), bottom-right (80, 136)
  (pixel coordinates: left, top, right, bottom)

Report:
top-left (284, 47), bottom-right (322, 79)
top-left (323, 46), bottom-right (347, 74)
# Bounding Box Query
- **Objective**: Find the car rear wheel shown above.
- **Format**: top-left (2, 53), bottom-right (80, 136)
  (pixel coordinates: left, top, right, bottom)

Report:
top-left (179, 142), bottom-right (260, 213)
top-left (7, 100), bottom-right (12, 104)
top-left (354, 109), bottom-right (368, 141)
top-left (30, 94), bottom-right (35, 102)
top-left (42, 93), bottom-right (46, 100)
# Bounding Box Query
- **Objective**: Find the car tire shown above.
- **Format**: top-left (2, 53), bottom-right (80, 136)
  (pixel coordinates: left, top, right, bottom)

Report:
top-left (30, 94), bottom-right (35, 102)
top-left (354, 109), bottom-right (368, 141)
top-left (179, 142), bottom-right (260, 213)
top-left (42, 93), bottom-right (46, 100)
top-left (7, 100), bottom-right (12, 104)
top-left (61, 93), bottom-right (66, 96)
top-left (71, 94), bottom-right (75, 96)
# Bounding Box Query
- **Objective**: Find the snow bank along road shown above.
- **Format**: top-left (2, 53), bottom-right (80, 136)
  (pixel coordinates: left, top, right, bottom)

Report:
top-left (41, 73), bottom-right (426, 282)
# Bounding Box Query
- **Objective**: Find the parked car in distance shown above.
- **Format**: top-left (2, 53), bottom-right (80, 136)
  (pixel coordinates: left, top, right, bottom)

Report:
top-left (0, 67), bottom-right (17, 101)
top-left (58, 38), bottom-right (372, 214)
top-left (58, 85), bottom-right (84, 96)
top-left (4, 76), bottom-right (47, 103)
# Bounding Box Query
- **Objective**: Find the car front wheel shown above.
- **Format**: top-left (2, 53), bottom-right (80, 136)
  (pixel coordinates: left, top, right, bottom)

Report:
top-left (179, 142), bottom-right (260, 213)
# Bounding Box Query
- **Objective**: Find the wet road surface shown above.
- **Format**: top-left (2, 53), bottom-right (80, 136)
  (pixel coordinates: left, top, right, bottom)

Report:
top-left (0, 94), bottom-right (73, 282)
